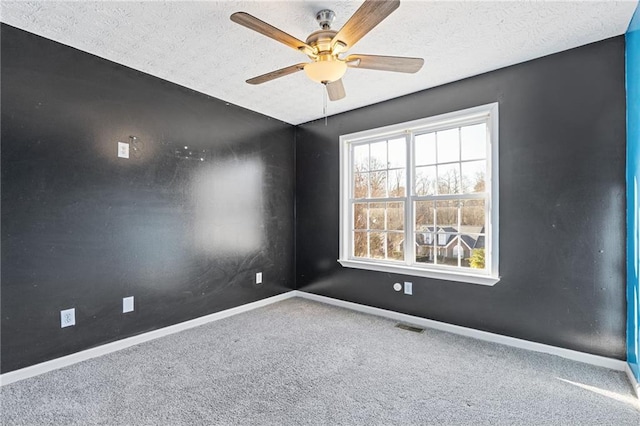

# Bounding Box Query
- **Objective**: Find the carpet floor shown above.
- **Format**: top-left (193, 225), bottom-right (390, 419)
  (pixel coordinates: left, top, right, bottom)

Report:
top-left (1, 298), bottom-right (639, 425)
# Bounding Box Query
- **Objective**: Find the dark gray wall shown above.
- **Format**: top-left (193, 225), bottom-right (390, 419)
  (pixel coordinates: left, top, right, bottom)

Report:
top-left (1, 24), bottom-right (295, 373)
top-left (1, 23), bottom-right (627, 374)
top-left (296, 36), bottom-right (627, 359)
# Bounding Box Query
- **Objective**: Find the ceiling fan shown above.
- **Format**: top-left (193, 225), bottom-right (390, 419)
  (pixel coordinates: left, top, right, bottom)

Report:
top-left (230, 0), bottom-right (424, 101)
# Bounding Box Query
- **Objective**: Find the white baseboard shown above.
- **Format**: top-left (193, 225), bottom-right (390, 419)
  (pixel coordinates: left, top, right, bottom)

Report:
top-left (1, 289), bottom-right (631, 390)
top-left (293, 291), bottom-right (628, 372)
top-left (0, 291), bottom-right (297, 386)
top-left (626, 364), bottom-right (640, 399)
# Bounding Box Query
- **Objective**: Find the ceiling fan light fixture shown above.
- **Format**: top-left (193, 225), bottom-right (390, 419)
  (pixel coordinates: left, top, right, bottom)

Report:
top-left (231, 0), bottom-right (420, 100)
top-left (304, 59), bottom-right (347, 84)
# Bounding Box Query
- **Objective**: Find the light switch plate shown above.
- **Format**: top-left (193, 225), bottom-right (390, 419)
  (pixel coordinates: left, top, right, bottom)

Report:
top-left (404, 281), bottom-right (413, 295)
top-left (256, 272), bottom-right (262, 284)
top-left (60, 308), bottom-right (75, 328)
top-left (117, 141), bottom-right (129, 159)
top-left (123, 296), bottom-right (134, 313)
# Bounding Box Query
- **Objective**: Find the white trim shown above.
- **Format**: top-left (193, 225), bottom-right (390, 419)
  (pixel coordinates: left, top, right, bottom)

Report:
top-left (337, 259), bottom-right (500, 286)
top-left (341, 105), bottom-right (496, 144)
top-left (488, 102), bottom-right (500, 276)
top-left (294, 291), bottom-right (627, 372)
top-left (0, 291), bottom-right (297, 386)
top-left (2, 290), bottom-right (630, 393)
top-left (340, 127), bottom-right (348, 262)
top-left (626, 363), bottom-right (640, 399)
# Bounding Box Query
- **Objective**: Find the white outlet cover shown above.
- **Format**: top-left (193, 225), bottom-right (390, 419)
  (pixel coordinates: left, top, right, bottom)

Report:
top-left (393, 283), bottom-right (402, 292)
top-left (404, 282), bottom-right (413, 295)
top-left (123, 296), bottom-right (134, 313)
top-left (60, 308), bottom-right (75, 328)
top-left (256, 272), bottom-right (262, 284)
top-left (117, 141), bottom-right (129, 158)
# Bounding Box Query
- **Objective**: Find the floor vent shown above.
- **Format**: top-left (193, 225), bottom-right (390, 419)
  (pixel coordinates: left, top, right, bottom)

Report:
top-left (395, 323), bottom-right (425, 333)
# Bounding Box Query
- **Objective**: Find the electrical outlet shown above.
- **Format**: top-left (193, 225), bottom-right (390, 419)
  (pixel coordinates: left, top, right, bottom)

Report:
top-left (123, 296), bottom-right (134, 313)
top-left (393, 283), bottom-right (402, 292)
top-left (404, 281), bottom-right (413, 295)
top-left (60, 308), bottom-right (75, 328)
top-left (117, 141), bottom-right (129, 159)
top-left (256, 272), bottom-right (262, 284)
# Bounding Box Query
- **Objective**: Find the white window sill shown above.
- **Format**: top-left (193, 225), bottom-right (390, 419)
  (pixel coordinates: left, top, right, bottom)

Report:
top-left (337, 259), bottom-right (500, 286)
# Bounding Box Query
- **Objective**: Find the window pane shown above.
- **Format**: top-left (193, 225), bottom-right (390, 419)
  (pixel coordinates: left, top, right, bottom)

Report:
top-left (369, 203), bottom-right (385, 230)
top-left (451, 235), bottom-right (464, 267)
top-left (387, 202), bottom-right (404, 231)
top-left (415, 133), bottom-right (436, 165)
top-left (436, 128), bottom-right (459, 163)
top-left (354, 144), bottom-right (369, 172)
top-left (387, 232), bottom-right (404, 261)
top-left (353, 231), bottom-right (368, 258)
top-left (416, 227), bottom-right (435, 265)
top-left (388, 138), bottom-right (406, 168)
top-left (435, 233), bottom-right (457, 266)
top-left (369, 232), bottom-right (386, 259)
top-left (370, 141), bottom-right (387, 170)
top-left (437, 163), bottom-right (461, 195)
top-left (416, 238), bottom-right (435, 265)
top-left (415, 165), bottom-right (436, 196)
top-left (461, 123), bottom-right (486, 161)
top-left (460, 235), bottom-right (486, 270)
top-left (415, 201), bottom-right (435, 231)
top-left (424, 232), bottom-right (434, 245)
top-left (437, 232), bottom-right (453, 246)
top-left (388, 169), bottom-right (405, 197)
top-left (461, 160), bottom-right (486, 194)
top-left (436, 200), bottom-right (458, 229)
top-left (370, 171), bottom-right (387, 198)
top-left (460, 199), bottom-right (485, 229)
top-left (353, 203), bottom-right (367, 230)
top-left (354, 172), bottom-right (368, 198)
top-left (416, 231), bottom-right (425, 245)
top-left (453, 243), bottom-right (464, 258)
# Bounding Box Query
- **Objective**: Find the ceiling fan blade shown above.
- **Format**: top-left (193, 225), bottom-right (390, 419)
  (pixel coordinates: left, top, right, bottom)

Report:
top-left (246, 64), bottom-right (306, 85)
top-left (331, 0), bottom-right (400, 51)
top-left (326, 79), bottom-right (346, 101)
top-left (231, 12), bottom-right (316, 56)
top-left (346, 54), bottom-right (424, 73)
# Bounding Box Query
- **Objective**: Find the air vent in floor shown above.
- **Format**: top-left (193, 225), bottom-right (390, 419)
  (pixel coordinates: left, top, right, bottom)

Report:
top-left (395, 323), bottom-right (425, 333)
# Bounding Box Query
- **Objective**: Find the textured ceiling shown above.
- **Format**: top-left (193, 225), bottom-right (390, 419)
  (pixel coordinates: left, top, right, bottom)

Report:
top-left (1, 1), bottom-right (637, 125)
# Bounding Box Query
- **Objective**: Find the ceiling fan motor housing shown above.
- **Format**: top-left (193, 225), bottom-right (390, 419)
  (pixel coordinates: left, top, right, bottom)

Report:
top-left (305, 29), bottom-right (338, 56)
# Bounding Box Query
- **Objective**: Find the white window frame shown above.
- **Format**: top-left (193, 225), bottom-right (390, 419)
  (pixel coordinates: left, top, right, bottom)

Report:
top-left (338, 103), bottom-right (500, 286)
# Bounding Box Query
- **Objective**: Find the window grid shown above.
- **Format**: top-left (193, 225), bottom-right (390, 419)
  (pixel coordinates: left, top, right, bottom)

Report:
top-left (350, 120), bottom-right (489, 273)
top-left (351, 137), bottom-right (407, 262)
top-left (412, 120), bottom-right (487, 272)
top-left (340, 103), bottom-right (498, 284)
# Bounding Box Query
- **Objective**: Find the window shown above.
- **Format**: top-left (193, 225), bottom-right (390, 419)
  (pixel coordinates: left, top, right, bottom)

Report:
top-left (339, 103), bottom-right (499, 285)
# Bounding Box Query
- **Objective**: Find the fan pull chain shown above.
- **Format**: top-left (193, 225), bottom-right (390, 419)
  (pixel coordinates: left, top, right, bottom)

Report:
top-left (323, 86), bottom-right (328, 126)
